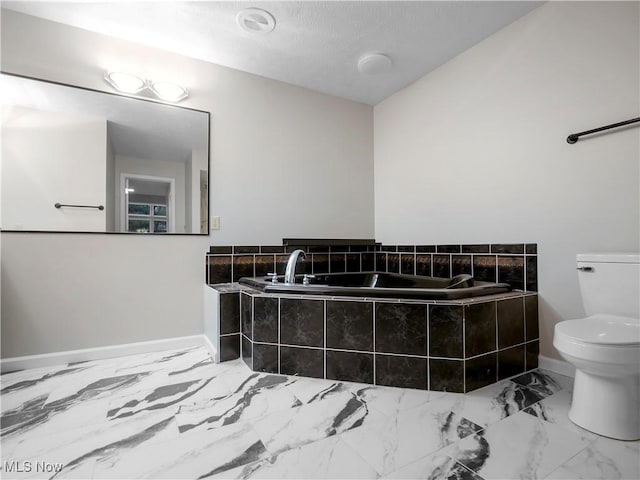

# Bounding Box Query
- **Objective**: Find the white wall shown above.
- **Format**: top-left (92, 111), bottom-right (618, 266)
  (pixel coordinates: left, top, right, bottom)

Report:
top-left (114, 154), bottom-right (186, 233)
top-left (374, 2), bottom-right (640, 360)
top-left (185, 152), bottom-right (193, 232)
top-left (105, 133), bottom-right (116, 231)
top-left (2, 105), bottom-right (107, 231)
top-left (0, 10), bottom-right (373, 358)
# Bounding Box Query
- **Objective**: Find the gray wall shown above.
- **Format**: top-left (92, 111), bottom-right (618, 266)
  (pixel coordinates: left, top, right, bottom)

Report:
top-left (0, 10), bottom-right (374, 357)
top-left (374, 2), bottom-right (640, 360)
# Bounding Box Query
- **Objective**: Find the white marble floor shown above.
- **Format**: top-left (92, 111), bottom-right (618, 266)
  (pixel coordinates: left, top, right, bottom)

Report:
top-left (1, 346), bottom-right (638, 479)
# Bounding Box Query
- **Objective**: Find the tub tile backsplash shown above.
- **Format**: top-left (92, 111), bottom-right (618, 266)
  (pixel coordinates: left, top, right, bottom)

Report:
top-left (206, 242), bottom-right (537, 293)
top-left (473, 255), bottom-right (497, 282)
top-left (497, 256), bottom-right (525, 290)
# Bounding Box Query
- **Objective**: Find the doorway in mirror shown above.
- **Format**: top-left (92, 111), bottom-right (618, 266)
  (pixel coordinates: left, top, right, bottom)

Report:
top-left (121, 175), bottom-right (175, 233)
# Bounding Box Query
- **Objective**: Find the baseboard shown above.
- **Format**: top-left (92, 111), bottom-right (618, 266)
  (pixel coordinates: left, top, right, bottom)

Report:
top-left (538, 355), bottom-right (576, 378)
top-left (1, 335), bottom-right (206, 373)
top-left (202, 334), bottom-right (219, 363)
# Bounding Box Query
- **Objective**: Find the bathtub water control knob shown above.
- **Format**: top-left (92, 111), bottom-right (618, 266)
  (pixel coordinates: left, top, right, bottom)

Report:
top-left (303, 274), bottom-right (315, 286)
top-left (267, 273), bottom-right (279, 283)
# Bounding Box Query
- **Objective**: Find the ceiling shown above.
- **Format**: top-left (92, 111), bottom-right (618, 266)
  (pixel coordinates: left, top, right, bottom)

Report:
top-left (2, 1), bottom-right (542, 105)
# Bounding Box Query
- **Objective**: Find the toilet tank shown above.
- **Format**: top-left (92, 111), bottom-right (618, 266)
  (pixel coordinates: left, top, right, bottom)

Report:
top-left (577, 253), bottom-right (640, 318)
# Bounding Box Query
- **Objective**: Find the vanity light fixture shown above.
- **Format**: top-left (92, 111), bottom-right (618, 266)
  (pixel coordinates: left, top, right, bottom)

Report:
top-left (104, 71), bottom-right (146, 94)
top-left (104, 71), bottom-right (189, 102)
top-left (149, 81), bottom-right (189, 102)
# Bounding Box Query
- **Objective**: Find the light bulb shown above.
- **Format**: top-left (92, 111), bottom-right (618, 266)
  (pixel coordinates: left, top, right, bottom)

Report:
top-left (105, 72), bottom-right (146, 93)
top-left (150, 81), bottom-right (188, 102)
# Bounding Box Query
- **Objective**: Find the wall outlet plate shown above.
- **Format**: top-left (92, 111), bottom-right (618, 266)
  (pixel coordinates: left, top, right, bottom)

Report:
top-left (211, 216), bottom-right (220, 230)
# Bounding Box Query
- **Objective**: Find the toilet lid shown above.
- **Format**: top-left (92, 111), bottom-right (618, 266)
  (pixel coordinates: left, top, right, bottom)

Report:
top-left (557, 315), bottom-right (640, 346)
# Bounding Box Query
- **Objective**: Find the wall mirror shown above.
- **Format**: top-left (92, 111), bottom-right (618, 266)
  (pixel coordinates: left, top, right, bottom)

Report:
top-left (0, 72), bottom-right (210, 234)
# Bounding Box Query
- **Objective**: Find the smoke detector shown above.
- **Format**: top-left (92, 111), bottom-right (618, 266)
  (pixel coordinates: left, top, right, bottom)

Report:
top-left (357, 53), bottom-right (392, 75)
top-left (237, 8), bottom-right (276, 34)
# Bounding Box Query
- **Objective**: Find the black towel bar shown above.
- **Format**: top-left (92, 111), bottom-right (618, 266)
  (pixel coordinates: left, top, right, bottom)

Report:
top-left (567, 117), bottom-right (640, 144)
top-left (55, 203), bottom-right (104, 211)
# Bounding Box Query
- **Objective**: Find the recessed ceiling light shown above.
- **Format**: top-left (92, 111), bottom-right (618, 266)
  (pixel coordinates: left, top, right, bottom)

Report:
top-left (104, 71), bottom-right (146, 93)
top-left (357, 53), bottom-right (393, 75)
top-left (236, 8), bottom-right (276, 34)
top-left (150, 81), bottom-right (189, 102)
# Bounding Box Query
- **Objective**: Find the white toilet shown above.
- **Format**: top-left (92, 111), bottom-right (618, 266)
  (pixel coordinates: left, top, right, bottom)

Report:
top-left (554, 253), bottom-right (640, 441)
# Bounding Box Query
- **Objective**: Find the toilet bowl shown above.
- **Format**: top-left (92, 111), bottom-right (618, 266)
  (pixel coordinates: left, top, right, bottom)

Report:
top-left (553, 253), bottom-right (640, 441)
top-left (554, 314), bottom-right (640, 440)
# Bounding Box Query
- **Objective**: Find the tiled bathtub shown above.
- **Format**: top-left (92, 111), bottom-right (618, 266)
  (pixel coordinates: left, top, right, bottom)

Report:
top-left (205, 241), bottom-right (539, 393)
top-left (208, 284), bottom-right (538, 393)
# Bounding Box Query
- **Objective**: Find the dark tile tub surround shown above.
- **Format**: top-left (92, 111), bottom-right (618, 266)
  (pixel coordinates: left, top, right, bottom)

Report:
top-left (233, 288), bottom-right (538, 394)
top-left (206, 241), bottom-right (538, 293)
top-left (206, 240), bottom-right (539, 393)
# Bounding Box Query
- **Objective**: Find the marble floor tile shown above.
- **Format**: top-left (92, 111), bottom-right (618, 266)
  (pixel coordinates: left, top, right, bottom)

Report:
top-left (545, 436), bottom-right (640, 480)
top-left (1, 364), bottom-right (116, 416)
top-left (105, 375), bottom-right (218, 420)
top-left (340, 399), bottom-right (482, 475)
top-left (8, 409), bottom-right (180, 472)
top-left (340, 380), bottom-right (443, 417)
top-left (2, 346), bottom-right (636, 480)
top-left (431, 379), bottom-right (545, 430)
top-left (175, 377), bottom-right (302, 434)
top-left (510, 369), bottom-right (571, 396)
top-left (91, 420), bottom-right (268, 479)
top-left (523, 389), bottom-right (599, 442)
top-left (451, 410), bottom-right (590, 480)
top-left (382, 450), bottom-right (483, 480)
top-left (252, 383), bottom-right (386, 455)
top-left (210, 434), bottom-right (379, 479)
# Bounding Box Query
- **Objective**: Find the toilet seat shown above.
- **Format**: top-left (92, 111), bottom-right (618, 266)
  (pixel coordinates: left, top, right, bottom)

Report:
top-left (555, 314), bottom-right (640, 346)
top-left (554, 315), bottom-right (640, 366)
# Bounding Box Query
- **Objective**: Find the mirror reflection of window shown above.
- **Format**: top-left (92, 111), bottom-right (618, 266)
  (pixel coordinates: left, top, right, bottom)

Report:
top-left (123, 176), bottom-right (173, 233)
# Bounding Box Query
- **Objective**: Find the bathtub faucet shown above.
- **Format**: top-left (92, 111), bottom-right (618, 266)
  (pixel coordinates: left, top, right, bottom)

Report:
top-left (284, 249), bottom-right (306, 285)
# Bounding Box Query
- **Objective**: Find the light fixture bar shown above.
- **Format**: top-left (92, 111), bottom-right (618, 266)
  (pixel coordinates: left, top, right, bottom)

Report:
top-left (149, 81), bottom-right (189, 102)
top-left (104, 71), bottom-right (146, 94)
top-left (104, 71), bottom-right (188, 102)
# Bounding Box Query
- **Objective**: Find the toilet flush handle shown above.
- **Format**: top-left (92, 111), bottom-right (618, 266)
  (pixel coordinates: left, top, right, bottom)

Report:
top-left (576, 266), bottom-right (594, 272)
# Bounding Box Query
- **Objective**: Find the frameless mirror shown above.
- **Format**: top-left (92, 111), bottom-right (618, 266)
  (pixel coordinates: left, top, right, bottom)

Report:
top-left (0, 72), bottom-right (210, 234)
